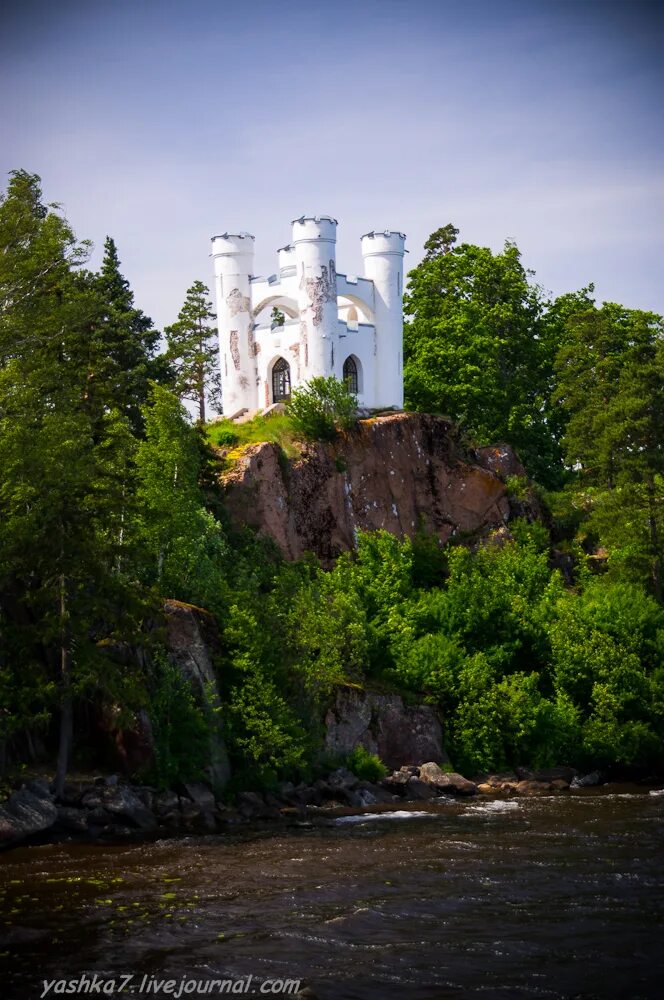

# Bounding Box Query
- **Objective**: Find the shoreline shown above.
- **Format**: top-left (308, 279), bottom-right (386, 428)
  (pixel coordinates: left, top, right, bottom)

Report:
top-left (2, 762), bottom-right (663, 853)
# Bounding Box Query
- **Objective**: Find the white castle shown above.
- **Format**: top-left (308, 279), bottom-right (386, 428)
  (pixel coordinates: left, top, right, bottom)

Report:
top-left (211, 216), bottom-right (406, 416)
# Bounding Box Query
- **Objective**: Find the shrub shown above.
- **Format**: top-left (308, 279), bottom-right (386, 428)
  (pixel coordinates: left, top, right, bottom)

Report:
top-left (148, 654), bottom-right (210, 790)
top-left (209, 422), bottom-right (240, 447)
top-left (287, 376), bottom-right (357, 442)
top-left (346, 745), bottom-right (388, 782)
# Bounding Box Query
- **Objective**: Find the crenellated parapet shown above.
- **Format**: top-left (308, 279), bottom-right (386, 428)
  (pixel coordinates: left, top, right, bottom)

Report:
top-left (210, 218), bottom-right (406, 415)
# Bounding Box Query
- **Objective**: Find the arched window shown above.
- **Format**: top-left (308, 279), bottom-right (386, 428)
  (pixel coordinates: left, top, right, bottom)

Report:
top-left (272, 357), bottom-right (291, 402)
top-left (346, 305), bottom-right (358, 322)
top-left (343, 355), bottom-right (358, 395)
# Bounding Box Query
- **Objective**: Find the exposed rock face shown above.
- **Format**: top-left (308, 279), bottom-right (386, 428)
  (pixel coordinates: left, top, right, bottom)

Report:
top-left (221, 413), bottom-right (514, 562)
top-left (163, 600), bottom-right (231, 790)
top-left (324, 686), bottom-right (446, 770)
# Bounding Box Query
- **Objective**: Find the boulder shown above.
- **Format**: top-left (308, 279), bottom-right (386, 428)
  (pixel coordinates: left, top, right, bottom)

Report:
top-left (183, 782), bottom-right (216, 828)
top-left (380, 771), bottom-right (412, 797)
top-left (0, 785), bottom-right (57, 846)
top-left (54, 806), bottom-right (89, 833)
top-left (348, 786), bottom-right (378, 808)
top-left (515, 780), bottom-right (553, 796)
top-left (102, 785), bottom-right (157, 831)
top-left (237, 791), bottom-right (280, 820)
top-left (476, 772), bottom-right (519, 789)
top-left (154, 790), bottom-right (180, 816)
top-left (571, 771), bottom-right (606, 788)
top-left (324, 687), bottom-right (445, 770)
top-left (58, 782), bottom-right (86, 807)
top-left (534, 767), bottom-right (576, 784)
top-left (327, 767), bottom-right (359, 791)
top-left (407, 777), bottom-right (437, 800)
top-left (418, 763), bottom-right (477, 796)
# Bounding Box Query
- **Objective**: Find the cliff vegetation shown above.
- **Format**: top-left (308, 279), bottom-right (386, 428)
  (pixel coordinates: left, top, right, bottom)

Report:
top-left (1, 173), bottom-right (663, 811)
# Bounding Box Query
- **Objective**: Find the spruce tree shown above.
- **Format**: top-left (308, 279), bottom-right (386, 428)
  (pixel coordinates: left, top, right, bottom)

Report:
top-left (165, 280), bottom-right (220, 423)
top-left (0, 173), bottom-right (144, 790)
top-left (95, 237), bottom-right (170, 431)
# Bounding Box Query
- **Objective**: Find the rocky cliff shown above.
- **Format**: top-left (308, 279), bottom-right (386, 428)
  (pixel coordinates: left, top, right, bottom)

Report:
top-left (221, 412), bottom-right (524, 562)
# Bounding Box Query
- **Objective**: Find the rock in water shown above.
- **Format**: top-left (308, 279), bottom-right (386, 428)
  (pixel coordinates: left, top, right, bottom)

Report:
top-left (418, 762), bottom-right (477, 796)
top-left (0, 785), bottom-right (57, 846)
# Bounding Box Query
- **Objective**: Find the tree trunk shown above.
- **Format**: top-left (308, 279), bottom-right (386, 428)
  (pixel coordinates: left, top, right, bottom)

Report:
top-left (647, 475), bottom-right (662, 604)
top-left (197, 352), bottom-right (206, 424)
top-left (54, 572), bottom-right (72, 798)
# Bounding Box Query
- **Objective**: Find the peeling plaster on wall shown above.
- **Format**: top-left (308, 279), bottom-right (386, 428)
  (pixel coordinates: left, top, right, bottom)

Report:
top-left (226, 288), bottom-right (251, 316)
top-left (331, 343), bottom-right (334, 368)
top-left (230, 330), bottom-right (240, 370)
top-left (288, 342), bottom-right (301, 380)
top-left (300, 260), bottom-right (336, 328)
top-left (224, 353), bottom-right (228, 377)
top-left (239, 374), bottom-right (250, 390)
top-left (300, 321), bottom-right (309, 368)
top-left (248, 325), bottom-right (259, 357)
top-left (264, 380), bottom-right (270, 408)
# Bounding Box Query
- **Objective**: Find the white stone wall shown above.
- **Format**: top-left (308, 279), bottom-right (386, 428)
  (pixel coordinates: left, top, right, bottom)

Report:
top-left (210, 217), bottom-right (406, 414)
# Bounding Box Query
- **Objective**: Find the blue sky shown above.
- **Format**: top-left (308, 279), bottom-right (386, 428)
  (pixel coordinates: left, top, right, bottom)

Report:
top-left (1, 0), bottom-right (662, 329)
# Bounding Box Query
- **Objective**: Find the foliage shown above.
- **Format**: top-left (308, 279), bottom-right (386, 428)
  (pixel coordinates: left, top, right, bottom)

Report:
top-left (287, 376), bottom-right (357, 442)
top-left (2, 169), bottom-right (663, 791)
top-left (271, 306), bottom-right (285, 328)
top-left (206, 411), bottom-right (299, 460)
top-left (403, 226), bottom-right (573, 488)
top-left (553, 304), bottom-right (664, 600)
top-left (148, 654), bottom-right (210, 789)
top-left (165, 280), bottom-right (220, 423)
top-left (94, 237), bottom-right (169, 433)
top-left (346, 746), bottom-right (388, 782)
top-left (135, 384), bottom-right (227, 614)
top-left (0, 172), bottom-right (147, 788)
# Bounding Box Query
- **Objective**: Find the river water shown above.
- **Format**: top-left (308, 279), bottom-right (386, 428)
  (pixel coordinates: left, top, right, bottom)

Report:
top-left (1, 787), bottom-right (663, 999)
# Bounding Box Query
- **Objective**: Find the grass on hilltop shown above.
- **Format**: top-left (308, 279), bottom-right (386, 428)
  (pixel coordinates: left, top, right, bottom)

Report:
top-left (206, 412), bottom-right (301, 464)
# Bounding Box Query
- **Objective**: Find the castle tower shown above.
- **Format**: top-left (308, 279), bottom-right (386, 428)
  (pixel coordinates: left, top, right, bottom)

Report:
top-left (292, 216), bottom-right (338, 378)
top-left (211, 232), bottom-right (256, 415)
top-left (361, 230), bottom-right (406, 408)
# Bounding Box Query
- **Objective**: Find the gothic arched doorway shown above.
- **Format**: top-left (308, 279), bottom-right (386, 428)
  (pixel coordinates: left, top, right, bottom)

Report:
top-left (271, 357), bottom-right (291, 402)
top-left (343, 355), bottom-right (359, 395)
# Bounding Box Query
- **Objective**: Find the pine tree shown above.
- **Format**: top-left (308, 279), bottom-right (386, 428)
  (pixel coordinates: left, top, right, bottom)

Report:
top-left (0, 173), bottom-right (145, 790)
top-left (164, 280), bottom-right (220, 423)
top-left (95, 237), bottom-right (170, 431)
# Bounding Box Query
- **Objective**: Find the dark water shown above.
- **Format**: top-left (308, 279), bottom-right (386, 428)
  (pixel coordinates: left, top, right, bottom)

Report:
top-left (1, 788), bottom-right (663, 999)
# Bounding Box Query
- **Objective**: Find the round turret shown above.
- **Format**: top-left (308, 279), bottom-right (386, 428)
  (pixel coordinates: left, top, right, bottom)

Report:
top-left (361, 229), bottom-right (406, 409)
top-left (277, 243), bottom-right (296, 274)
top-left (292, 215), bottom-right (338, 246)
top-left (360, 230), bottom-right (407, 258)
top-left (211, 232), bottom-right (255, 279)
top-left (292, 214), bottom-right (339, 380)
top-left (210, 231), bottom-right (256, 415)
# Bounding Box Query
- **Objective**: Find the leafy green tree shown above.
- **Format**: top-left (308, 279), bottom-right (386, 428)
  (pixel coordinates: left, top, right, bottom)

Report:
top-left (134, 384), bottom-right (227, 612)
top-left (165, 280), bottom-right (220, 423)
top-left (554, 304), bottom-right (664, 600)
top-left (287, 375), bottom-right (357, 441)
top-left (404, 230), bottom-right (546, 472)
top-left (404, 226), bottom-right (594, 488)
